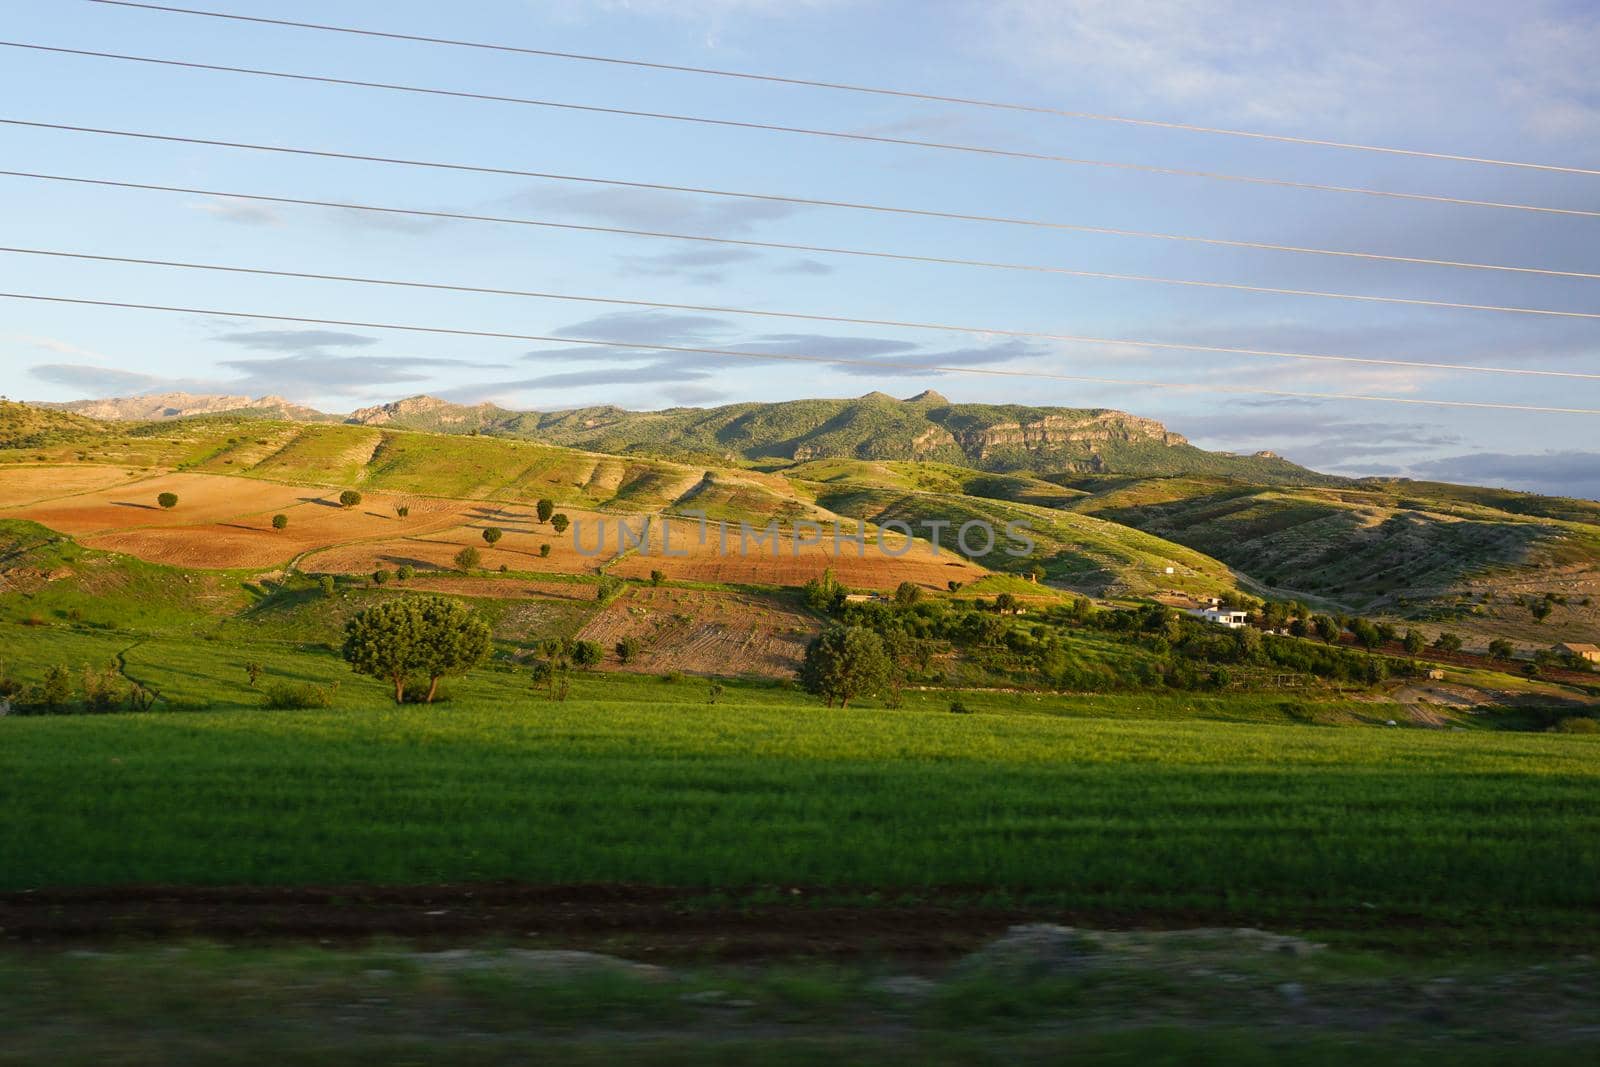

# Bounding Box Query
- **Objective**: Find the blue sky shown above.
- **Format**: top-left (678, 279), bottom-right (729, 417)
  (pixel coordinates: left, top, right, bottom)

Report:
top-left (2, 0), bottom-right (1598, 496)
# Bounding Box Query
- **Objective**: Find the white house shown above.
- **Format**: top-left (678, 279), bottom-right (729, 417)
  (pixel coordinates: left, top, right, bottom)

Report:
top-left (1186, 606), bottom-right (1250, 629)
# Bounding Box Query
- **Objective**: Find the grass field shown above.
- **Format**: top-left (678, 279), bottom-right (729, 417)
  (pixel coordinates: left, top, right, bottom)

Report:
top-left (4, 673), bottom-right (1597, 947)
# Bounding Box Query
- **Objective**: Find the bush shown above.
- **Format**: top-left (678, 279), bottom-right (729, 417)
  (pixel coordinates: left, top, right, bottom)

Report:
top-left (318, 575), bottom-right (337, 598)
top-left (271, 513), bottom-right (288, 530)
top-left (615, 637), bottom-right (641, 664)
top-left (650, 569), bottom-right (665, 586)
top-left (372, 569), bottom-right (390, 585)
top-left (539, 544), bottom-right (552, 558)
top-left (395, 504), bottom-right (410, 518)
top-left (454, 546), bottom-right (481, 572)
top-left (339, 490), bottom-right (362, 509)
top-left (949, 699), bottom-right (973, 714)
top-left (1554, 716), bottom-right (1599, 734)
top-left (81, 662), bottom-right (124, 713)
top-left (262, 681), bottom-right (336, 709)
top-left (395, 565), bottom-right (414, 581)
top-left (40, 664), bottom-right (73, 711)
top-left (244, 661), bottom-right (264, 688)
top-left (571, 640), bottom-right (603, 668)
top-left (707, 681), bottom-right (724, 705)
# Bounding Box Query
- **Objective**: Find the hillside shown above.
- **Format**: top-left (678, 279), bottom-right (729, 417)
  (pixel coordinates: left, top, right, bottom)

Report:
top-left (54, 390), bottom-right (1335, 482)
top-left (0, 398), bottom-right (107, 450)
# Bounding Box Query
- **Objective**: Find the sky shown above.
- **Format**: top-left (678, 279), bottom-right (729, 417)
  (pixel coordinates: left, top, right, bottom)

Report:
top-left (2, 0), bottom-right (1598, 497)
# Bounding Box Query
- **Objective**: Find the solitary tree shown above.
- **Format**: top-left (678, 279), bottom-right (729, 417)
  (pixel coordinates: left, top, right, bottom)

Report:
top-left (342, 595), bottom-right (492, 704)
top-left (1403, 629), bottom-right (1426, 655)
top-left (481, 527), bottom-right (503, 546)
top-left (798, 625), bottom-right (891, 709)
top-left (395, 504), bottom-right (410, 518)
top-left (453, 545), bottom-right (481, 572)
top-left (893, 580), bottom-right (922, 608)
top-left (539, 543), bottom-right (552, 558)
top-left (244, 661), bottom-right (264, 688)
top-left (1433, 632), bottom-right (1464, 654)
top-left (1488, 638), bottom-right (1515, 661)
top-left (550, 513), bottom-right (570, 535)
top-left (994, 592), bottom-right (1018, 615)
top-left (649, 569), bottom-right (666, 586)
top-left (372, 568), bottom-right (390, 586)
top-left (339, 489), bottom-right (362, 509)
top-left (271, 513), bottom-right (288, 531)
top-left (157, 492), bottom-right (178, 509)
top-left (571, 639), bottom-right (603, 668)
top-left (615, 636), bottom-right (641, 664)
top-left (536, 499), bottom-right (554, 524)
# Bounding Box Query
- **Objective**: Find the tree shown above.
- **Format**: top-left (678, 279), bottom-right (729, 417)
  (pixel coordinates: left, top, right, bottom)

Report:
top-left (271, 513), bottom-right (288, 531)
top-left (801, 568), bottom-right (844, 613)
top-left (1349, 618), bottom-right (1382, 650)
top-left (342, 595), bottom-right (492, 704)
top-left (707, 681), bottom-right (724, 705)
top-left (1403, 629), bottom-right (1426, 655)
top-left (481, 527), bottom-right (503, 546)
top-left (1312, 615), bottom-right (1341, 644)
top-left (1433, 632), bottom-right (1464, 654)
top-left (339, 490), bottom-right (362, 509)
top-left (1488, 638), bottom-right (1515, 661)
top-left (947, 580), bottom-right (963, 592)
top-left (453, 545), bottom-right (481, 572)
top-left (536, 499), bottom-right (555, 524)
top-left (539, 543), bottom-right (552, 558)
top-left (40, 664), bottom-right (73, 710)
top-left (396, 564), bottom-right (414, 581)
top-left (615, 636), bottom-right (641, 664)
top-left (551, 513), bottom-right (570, 535)
top-left (893, 581), bottom-right (922, 608)
top-left (994, 592), bottom-right (1018, 615)
top-left (395, 504), bottom-right (410, 518)
top-left (244, 661), bottom-right (264, 688)
top-left (156, 492), bottom-right (178, 510)
top-left (798, 625), bottom-right (891, 709)
top-left (649, 569), bottom-right (665, 586)
top-left (372, 568), bottom-right (390, 585)
top-left (571, 639), bottom-right (603, 668)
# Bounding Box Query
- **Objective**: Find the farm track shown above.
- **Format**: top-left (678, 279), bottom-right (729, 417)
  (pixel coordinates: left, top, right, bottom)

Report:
top-left (0, 883), bottom-right (1457, 958)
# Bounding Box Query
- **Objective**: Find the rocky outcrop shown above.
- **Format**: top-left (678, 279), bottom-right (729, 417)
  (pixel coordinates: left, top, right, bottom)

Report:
top-left (950, 412), bottom-right (1186, 460)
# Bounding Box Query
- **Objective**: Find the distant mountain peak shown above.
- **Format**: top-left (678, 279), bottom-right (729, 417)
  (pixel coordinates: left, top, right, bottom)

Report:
top-left (907, 390), bottom-right (949, 405)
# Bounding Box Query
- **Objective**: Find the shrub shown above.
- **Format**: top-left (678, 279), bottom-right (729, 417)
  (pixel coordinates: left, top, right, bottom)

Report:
top-left (395, 504), bottom-right (410, 518)
top-left (453, 546), bottom-right (481, 572)
top-left (271, 513), bottom-right (288, 531)
top-left (126, 684), bottom-right (156, 712)
top-left (156, 492), bottom-right (178, 509)
top-left (262, 681), bottom-right (336, 710)
top-left (339, 490), bottom-right (362, 508)
top-left (615, 637), bottom-right (641, 664)
top-left (81, 662), bottom-right (125, 713)
top-left (707, 681), bottom-right (724, 705)
top-left (1554, 716), bottom-right (1599, 734)
top-left (244, 661), bottom-right (264, 688)
top-left (949, 699), bottom-right (973, 714)
top-left (319, 575), bottom-right (336, 598)
top-left (571, 640), bottom-right (603, 668)
top-left (649, 569), bottom-right (665, 586)
top-left (539, 543), bottom-right (552, 558)
top-left (372, 569), bottom-right (390, 585)
top-left (395, 565), bottom-right (414, 581)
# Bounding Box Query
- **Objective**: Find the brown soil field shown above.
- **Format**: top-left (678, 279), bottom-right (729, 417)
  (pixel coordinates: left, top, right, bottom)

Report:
top-left (0, 464), bottom-right (147, 508)
top-left (10, 472), bottom-right (315, 538)
top-left (604, 515), bottom-right (990, 590)
top-left (299, 505), bottom-right (617, 575)
top-left (577, 585), bottom-right (816, 677)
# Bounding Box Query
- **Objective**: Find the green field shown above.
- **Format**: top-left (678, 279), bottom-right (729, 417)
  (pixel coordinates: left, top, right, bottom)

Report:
top-left (4, 672), bottom-right (1598, 946)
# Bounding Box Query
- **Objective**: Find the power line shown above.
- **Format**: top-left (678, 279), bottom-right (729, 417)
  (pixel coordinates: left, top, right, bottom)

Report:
top-left (86, 0), bottom-right (1600, 180)
top-left (8, 40), bottom-right (1599, 220)
top-left (9, 245), bottom-right (1598, 382)
top-left (2, 290), bottom-right (1594, 416)
top-left (8, 122), bottom-right (1599, 282)
top-left (7, 171), bottom-right (1599, 318)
